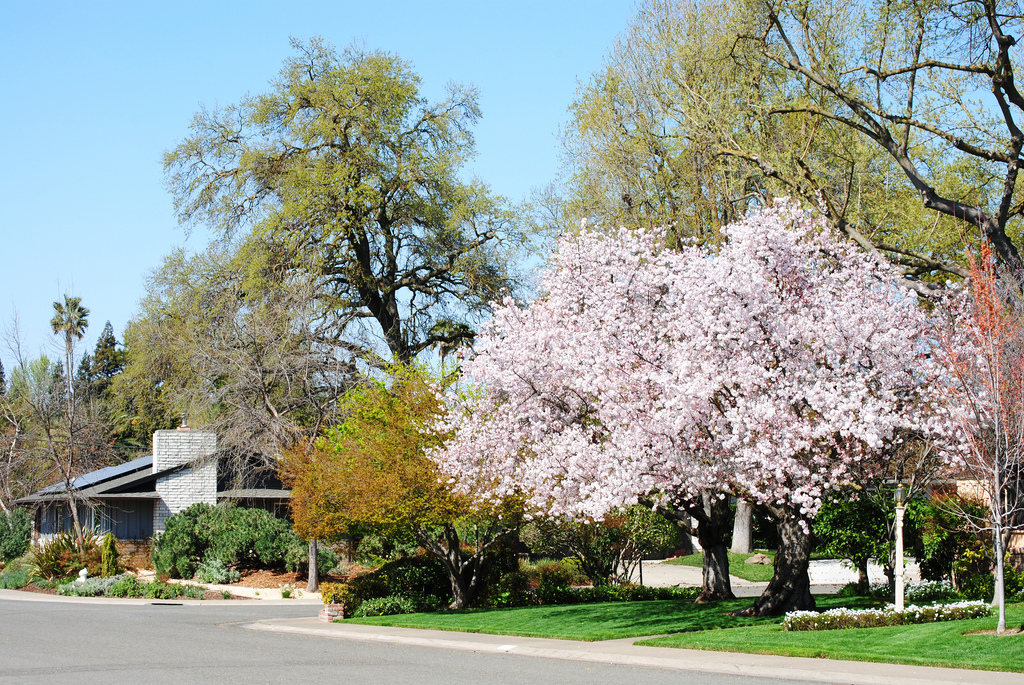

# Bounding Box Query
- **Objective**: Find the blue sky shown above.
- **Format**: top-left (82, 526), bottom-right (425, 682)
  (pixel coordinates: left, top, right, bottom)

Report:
top-left (0, 1), bottom-right (633, 361)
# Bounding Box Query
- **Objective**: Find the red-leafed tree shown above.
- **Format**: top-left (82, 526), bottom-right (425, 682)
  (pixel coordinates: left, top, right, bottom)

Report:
top-left (933, 242), bottom-right (1024, 634)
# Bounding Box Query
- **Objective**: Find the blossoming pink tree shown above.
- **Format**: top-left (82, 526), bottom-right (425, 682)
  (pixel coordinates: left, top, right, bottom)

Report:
top-left (433, 201), bottom-right (941, 615)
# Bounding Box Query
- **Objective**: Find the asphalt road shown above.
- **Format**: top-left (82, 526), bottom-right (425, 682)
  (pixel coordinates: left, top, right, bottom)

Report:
top-left (0, 599), bottom-right (806, 685)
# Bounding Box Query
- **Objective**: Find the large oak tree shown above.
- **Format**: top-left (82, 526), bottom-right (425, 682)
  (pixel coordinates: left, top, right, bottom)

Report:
top-left (164, 38), bottom-right (529, 364)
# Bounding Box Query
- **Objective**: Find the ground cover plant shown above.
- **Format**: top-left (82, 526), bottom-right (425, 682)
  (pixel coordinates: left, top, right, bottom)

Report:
top-left (0, 567), bottom-right (29, 589)
top-left (781, 601), bottom-right (991, 630)
top-left (638, 603), bottom-right (1024, 673)
top-left (344, 596), bottom-right (879, 641)
top-left (664, 552), bottom-right (776, 583)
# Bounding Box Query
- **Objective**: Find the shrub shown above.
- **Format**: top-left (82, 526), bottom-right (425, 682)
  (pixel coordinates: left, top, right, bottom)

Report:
top-left (153, 503), bottom-right (300, 579)
top-left (194, 558), bottom-right (241, 585)
top-left (0, 509), bottom-right (32, 562)
top-left (152, 503), bottom-right (215, 578)
top-left (140, 580), bottom-right (187, 599)
top-left (100, 533), bottom-right (119, 577)
top-left (0, 568), bottom-right (30, 589)
top-left (536, 559), bottom-right (576, 604)
top-left (482, 571), bottom-right (534, 608)
top-left (782, 600), bottom-right (991, 631)
top-left (352, 595), bottom-right (417, 617)
top-left (348, 555), bottom-right (451, 611)
top-left (30, 532), bottom-right (102, 580)
top-left (475, 577), bottom-right (700, 608)
top-left (569, 584), bottom-right (699, 604)
top-left (108, 575), bottom-right (141, 598)
top-left (281, 584), bottom-right (294, 599)
top-left (320, 581), bottom-right (354, 606)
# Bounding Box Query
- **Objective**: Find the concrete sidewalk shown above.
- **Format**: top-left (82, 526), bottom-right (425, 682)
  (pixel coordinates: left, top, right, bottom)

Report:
top-left (242, 617), bottom-right (1018, 685)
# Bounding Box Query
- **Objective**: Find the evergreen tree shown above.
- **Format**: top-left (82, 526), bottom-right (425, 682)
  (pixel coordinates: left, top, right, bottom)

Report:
top-left (89, 322), bottom-right (124, 395)
top-left (0, 359), bottom-right (6, 396)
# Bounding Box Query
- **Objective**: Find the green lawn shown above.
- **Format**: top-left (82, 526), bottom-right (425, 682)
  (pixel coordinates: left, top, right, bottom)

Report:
top-left (637, 604), bottom-right (1024, 673)
top-left (345, 595), bottom-right (880, 642)
top-left (663, 551), bottom-right (777, 582)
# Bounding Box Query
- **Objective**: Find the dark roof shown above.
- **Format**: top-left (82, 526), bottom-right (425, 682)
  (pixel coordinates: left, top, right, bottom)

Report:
top-left (31, 456), bottom-right (153, 496)
top-left (16, 455), bottom-right (291, 505)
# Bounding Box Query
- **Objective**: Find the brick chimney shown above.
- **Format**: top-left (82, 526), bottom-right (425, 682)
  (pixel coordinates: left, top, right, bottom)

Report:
top-left (152, 429), bottom-right (217, 533)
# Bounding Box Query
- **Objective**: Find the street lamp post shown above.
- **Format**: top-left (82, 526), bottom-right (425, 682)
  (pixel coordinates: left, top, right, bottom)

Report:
top-left (894, 483), bottom-right (907, 612)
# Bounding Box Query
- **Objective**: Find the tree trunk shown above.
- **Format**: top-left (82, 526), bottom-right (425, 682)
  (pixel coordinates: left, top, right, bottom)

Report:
top-left (306, 539), bottom-right (319, 592)
top-left (993, 513), bottom-right (1007, 634)
top-left (731, 499), bottom-right (753, 554)
top-left (416, 524), bottom-right (482, 609)
top-left (696, 495), bottom-right (735, 602)
top-left (655, 493), bottom-right (735, 602)
top-left (734, 506), bottom-right (814, 616)
top-left (855, 556), bottom-right (870, 594)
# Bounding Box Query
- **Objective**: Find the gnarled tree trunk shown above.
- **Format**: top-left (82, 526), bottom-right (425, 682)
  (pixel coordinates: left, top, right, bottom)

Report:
top-left (416, 522), bottom-right (493, 609)
top-left (657, 492), bottom-right (735, 602)
top-left (734, 504), bottom-right (814, 616)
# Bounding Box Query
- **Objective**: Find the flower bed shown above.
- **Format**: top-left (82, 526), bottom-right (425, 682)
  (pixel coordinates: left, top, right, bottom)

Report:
top-left (782, 600), bottom-right (991, 631)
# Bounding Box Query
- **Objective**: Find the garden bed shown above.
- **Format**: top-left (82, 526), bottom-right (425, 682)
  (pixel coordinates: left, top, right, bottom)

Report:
top-left (637, 603), bottom-right (1024, 673)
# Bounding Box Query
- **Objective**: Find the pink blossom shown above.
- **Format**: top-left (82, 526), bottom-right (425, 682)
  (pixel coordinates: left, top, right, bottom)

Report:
top-left (432, 201), bottom-right (943, 520)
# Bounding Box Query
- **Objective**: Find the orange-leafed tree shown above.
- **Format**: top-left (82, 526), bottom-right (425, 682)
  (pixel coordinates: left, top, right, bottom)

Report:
top-left (282, 365), bottom-right (520, 609)
top-left (935, 241), bottom-right (1024, 633)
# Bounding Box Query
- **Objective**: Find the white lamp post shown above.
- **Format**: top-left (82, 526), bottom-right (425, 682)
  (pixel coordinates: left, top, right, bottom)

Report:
top-left (894, 483), bottom-right (907, 612)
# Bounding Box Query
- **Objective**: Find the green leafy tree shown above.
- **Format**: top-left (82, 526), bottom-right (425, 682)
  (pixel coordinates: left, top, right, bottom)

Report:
top-left (282, 365), bottom-right (521, 608)
top-left (164, 38), bottom-right (529, 364)
top-left (522, 506), bottom-right (679, 586)
top-left (560, 0), bottom-right (1024, 295)
top-left (813, 491), bottom-right (892, 593)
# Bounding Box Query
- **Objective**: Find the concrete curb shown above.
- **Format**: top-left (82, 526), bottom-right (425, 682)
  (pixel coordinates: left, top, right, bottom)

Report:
top-left (241, 617), bottom-right (1021, 685)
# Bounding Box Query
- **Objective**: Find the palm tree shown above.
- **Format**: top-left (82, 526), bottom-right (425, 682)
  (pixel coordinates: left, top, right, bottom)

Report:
top-left (51, 295), bottom-right (89, 406)
top-left (50, 295), bottom-right (89, 543)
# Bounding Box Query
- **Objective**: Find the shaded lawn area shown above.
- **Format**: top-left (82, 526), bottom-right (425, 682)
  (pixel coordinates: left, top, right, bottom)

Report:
top-left (637, 603), bottom-right (1024, 673)
top-left (344, 595), bottom-right (881, 642)
top-left (663, 551), bottom-right (777, 582)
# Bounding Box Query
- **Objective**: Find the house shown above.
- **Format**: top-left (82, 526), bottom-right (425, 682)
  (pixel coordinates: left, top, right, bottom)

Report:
top-left (15, 427), bottom-right (291, 541)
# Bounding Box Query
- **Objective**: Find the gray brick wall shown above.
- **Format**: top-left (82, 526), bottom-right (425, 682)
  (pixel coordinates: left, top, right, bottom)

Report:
top-left (153, 429), bottom-right (217, 534)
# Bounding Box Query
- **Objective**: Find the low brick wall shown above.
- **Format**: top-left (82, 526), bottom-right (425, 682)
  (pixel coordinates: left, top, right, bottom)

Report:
top-left (116, 539), bottom-right (154, 571)
top-left (319, 604), bottom-right (346, 622)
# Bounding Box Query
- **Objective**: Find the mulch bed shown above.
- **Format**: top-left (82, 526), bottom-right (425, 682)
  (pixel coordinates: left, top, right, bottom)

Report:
top-left (235, 568), bottom-right (303, 588)
top-left (16, 583), bottom-right (57, 595)
top-left (233, 568), bottom-right (349, 588)
top-left (966, 627), bottom-right (1024, 636)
